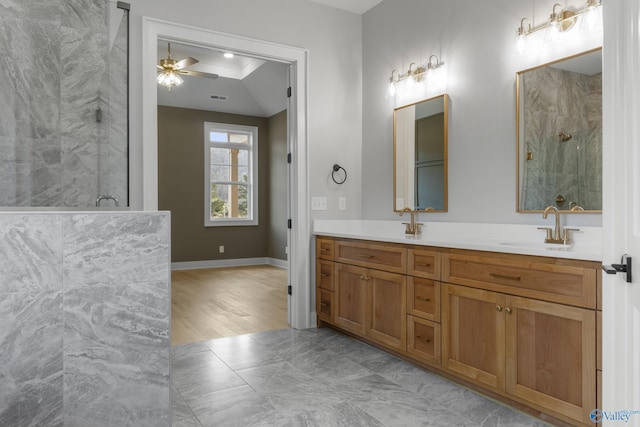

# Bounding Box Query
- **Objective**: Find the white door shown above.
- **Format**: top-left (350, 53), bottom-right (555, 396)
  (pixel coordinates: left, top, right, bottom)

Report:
top-left (602, 1), bottom-right (640, 423)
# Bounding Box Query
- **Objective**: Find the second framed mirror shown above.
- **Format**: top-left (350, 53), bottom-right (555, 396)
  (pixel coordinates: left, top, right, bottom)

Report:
top-left (394, 94), bottom-right (449, 212)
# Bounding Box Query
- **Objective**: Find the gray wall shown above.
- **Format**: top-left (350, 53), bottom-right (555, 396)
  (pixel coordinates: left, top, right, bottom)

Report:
top-left (362, 0), bottom-right (602, 227)
top-left (159, 106), bottom-right (287, 263)
top-left (128, 0), bottom-right (363, 219)
top-left (268, 110), bottom-right (288, 260)
top-left (0, 212), bottom-right (171, 426)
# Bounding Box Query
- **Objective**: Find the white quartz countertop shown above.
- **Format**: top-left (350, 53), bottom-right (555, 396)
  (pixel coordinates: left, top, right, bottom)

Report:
top-left (313, 220), bottom-right (602, 262)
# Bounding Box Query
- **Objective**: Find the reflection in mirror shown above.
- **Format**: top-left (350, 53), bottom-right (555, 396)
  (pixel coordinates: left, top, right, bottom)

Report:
top-left (0, 2), bottom-right (130, 208)
top-left (394, 94), bottom-right (448, 212)
top-left (517, 48), bottom-right (602, 212)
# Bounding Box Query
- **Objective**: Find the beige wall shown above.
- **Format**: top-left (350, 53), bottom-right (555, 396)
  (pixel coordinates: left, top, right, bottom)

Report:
top-left (159, 105), bottom-right (283, 263)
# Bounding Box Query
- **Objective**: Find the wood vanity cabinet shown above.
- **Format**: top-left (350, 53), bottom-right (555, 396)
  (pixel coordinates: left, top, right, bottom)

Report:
top-left (442, 251), bottom-right (598, 426)
top-left (316, 236), bottom-right (601, 426)
top-left (334, 242), bottom-right (407, 351)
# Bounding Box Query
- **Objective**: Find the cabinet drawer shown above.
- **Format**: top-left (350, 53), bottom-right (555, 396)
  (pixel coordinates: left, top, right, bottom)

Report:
top-left (336, 240), bottom-right (406, 274)
top-left (407, 315), bottom-right (441, 366)
top-left (317, 237), bottom-right (335, 260)
top-left (443, 253), bottom-right (597, 309)
top-left (317, 289), bottom-right (334, 323)
top-left (316, 260), bottom-right (334, 291)
top-left (407, 277), bottom-right (440, 322)
top-left (408, 249), bottom-right (441, 279)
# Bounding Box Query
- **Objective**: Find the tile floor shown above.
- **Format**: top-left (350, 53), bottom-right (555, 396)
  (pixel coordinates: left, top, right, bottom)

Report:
top-left (171, 327), bottom-right (550, 427)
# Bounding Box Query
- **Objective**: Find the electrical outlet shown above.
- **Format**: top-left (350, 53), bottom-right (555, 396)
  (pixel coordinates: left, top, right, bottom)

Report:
top-left (339, 197), bottom-right (346, 210)
top-left (219, 245), bottom-right (225, 253)
top-left (311, 197), bottom-right (327, 211)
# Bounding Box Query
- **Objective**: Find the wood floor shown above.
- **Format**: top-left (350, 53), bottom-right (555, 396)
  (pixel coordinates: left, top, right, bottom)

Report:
top-left (171, 265), bottom-right (289, 345)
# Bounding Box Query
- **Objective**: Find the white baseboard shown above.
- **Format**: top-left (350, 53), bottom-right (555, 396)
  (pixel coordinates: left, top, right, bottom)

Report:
top-left (267, 258), bottom-right (288, 269)
top-left (172, 257), bottom-right (288, 271)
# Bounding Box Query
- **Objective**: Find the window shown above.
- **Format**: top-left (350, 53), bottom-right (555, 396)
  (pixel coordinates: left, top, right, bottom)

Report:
top-left (204, 122), bottom-right (258, 226)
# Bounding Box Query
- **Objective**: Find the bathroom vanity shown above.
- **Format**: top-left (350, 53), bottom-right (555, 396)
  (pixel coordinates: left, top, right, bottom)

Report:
top-left (314, 220), bottom-right (602, 427)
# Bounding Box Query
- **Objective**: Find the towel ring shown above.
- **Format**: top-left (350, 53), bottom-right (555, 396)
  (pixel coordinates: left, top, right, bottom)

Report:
top-left (331, 164), bottom-right (347, 185)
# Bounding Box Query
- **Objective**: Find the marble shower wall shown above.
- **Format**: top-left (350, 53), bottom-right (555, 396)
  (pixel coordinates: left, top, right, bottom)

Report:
top-left (0, 0), bottom-right (128, 208)
top-left (0, 212), bottom-right (171, 427)
top-left (521, 67), bottom-right (602, 211)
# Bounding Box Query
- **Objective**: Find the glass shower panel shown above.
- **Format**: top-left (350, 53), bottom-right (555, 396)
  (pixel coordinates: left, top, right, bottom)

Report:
top-left (0, 0), bottom-right (129, 208)
top-left (522, 129), bottom-right (602, 211)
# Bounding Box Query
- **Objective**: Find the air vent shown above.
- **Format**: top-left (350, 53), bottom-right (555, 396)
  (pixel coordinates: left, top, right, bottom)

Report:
top-left (210, 94), bottom-right (229, 101)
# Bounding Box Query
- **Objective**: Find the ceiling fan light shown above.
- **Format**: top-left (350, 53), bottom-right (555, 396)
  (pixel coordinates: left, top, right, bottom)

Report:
top-left (157, 70), bottom-right (183, 89)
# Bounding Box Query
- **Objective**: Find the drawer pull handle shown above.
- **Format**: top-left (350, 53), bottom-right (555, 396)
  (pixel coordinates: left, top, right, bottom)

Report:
top-left (505, 307), bottom-right (512, 314)
top-left (490, 273), bottom-right (521, 281)
top-left (320, 302), bottom-right (329, 307)
top-left (496, 305), bottom-right (503, 312)
top-left (418, 263), bottom-right (431, 267)
top-left (416, 335), bottom-right (432, 343)
top-left (360, 275), bottom-right (370, 281)
top-left (320, 273), bottom-right (329, 277)
top-left (416, 297), bottom-right (431, 302)
top-left (321, 248), bottom-right (329, 252)
top-left (357, 254), bottom-right (375, 259)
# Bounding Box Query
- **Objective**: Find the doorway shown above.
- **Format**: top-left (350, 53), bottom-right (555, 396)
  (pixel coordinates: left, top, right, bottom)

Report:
top-left (141, 17), bottom-right (312, 332)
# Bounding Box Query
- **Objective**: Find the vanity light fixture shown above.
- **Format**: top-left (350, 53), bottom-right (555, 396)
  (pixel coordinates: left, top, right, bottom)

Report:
top-left (387, 55), bottom-right (443, 98)
top-left (514, 0), bottom-right (601, 55)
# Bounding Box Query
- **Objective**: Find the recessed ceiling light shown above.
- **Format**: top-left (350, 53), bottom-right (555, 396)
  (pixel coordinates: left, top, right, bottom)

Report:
top-left (223, 52), bottom-right (234, 59)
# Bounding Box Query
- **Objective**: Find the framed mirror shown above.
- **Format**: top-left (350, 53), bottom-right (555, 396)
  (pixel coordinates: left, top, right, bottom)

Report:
top-left (393, 94), bottom-right (449, 212)
top-left (516, 48), bottom-right (602, 212)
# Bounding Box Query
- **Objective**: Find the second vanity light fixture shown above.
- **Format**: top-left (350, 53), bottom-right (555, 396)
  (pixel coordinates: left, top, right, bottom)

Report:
top-left (387, 55), bottom-right (443, 98)
top-left (515, 0), bottom-right (602, 55)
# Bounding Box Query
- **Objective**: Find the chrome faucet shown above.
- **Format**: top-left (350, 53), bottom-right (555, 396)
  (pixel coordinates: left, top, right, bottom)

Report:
top-left (96, 194), bottom-right (119, 207)
top-left (539, 205), bottom-right (579, 244)
top-left (399, 207), bottom-right (422, 235)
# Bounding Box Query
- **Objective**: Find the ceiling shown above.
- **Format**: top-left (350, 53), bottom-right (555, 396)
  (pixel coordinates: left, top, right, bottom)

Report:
top-left (157, 0), bottom-right (382, 116)
top-left (157, 40), bottom-right (288, 117)
top-left (306, 0), bottom-right (383, 14)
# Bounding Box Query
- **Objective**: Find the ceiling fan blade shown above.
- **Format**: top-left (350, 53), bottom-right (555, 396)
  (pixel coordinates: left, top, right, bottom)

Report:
top-left (181, 69), bottom-right (219, 79)
top-left (175, 57), bottom-right (198, 70)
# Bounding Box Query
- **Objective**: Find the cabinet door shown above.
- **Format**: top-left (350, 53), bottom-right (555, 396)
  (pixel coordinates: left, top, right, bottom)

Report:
top-left (505, 296), bottom-right (596, 425)
top-left (407, 315), bottom-right (441, 366)
top-left (316, 259), bottom-right (334, 291)
top-left (334, 263), bottom-right (367, 335)
top-left (407, 277), bottom-right (440, 321)
top-left (367, 269), bottom-right (406, 351)
top-left (316, 289), bottom-right (334, 323)
top-left (442, 283), bottom-right (505, 390)
top-left (316, 237), bottom-right (334, 260)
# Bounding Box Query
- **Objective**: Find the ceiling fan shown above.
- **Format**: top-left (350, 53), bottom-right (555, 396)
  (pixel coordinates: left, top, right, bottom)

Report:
top-left (157, 42), bottom-right (219, 91)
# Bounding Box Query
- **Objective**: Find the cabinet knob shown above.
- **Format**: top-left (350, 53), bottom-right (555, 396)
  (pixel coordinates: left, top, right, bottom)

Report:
top-left (505, 307), bottom-right (512, 314)
top-left (496, 305), bottom-right (503, 312)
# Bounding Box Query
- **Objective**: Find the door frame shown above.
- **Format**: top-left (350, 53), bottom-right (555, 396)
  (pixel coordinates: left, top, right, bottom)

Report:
top-left (141, 17), bottom-right (311, 330)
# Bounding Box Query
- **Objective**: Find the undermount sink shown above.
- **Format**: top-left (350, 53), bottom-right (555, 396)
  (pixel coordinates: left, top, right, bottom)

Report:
top-left (498, 241), bottom-right (571, 250)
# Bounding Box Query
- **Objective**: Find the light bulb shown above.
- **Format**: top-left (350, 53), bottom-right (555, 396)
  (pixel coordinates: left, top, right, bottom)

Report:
top-left (581, 4), bottom-right (600, 31)
top-left (515, 32), bottom-right (527, 55)
top-left (387, 80), bottom-right (396, 98)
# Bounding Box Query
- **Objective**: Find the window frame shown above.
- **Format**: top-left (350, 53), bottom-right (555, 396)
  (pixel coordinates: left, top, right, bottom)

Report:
top-left (204, 122), bottom-right (259, 227)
